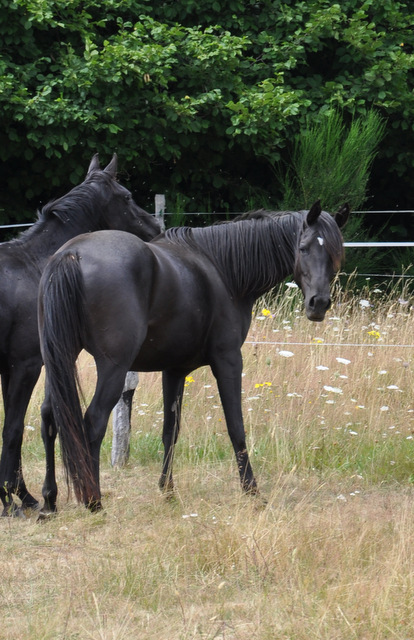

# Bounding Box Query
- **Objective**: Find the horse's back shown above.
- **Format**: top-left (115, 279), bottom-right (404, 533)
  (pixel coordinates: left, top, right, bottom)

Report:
top-left (43, 228), bottom-right (250, 372)
top-left (50, 230), bottom-right (155, 362)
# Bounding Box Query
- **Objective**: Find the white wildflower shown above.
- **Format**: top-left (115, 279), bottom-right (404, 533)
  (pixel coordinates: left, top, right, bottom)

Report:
top-left (336, 357), bottom-right (351, 365)
top-left (323, 385), bottom-right (343, 394)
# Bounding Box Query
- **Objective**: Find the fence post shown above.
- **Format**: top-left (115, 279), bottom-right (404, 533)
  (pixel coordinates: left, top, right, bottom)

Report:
top-left (111, 371), bottom-right (139, 467)
top-left (155, 194), bottom-right (166, 231)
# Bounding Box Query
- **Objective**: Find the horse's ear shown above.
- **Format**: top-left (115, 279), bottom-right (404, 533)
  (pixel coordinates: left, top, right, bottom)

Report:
top-left (334, 203), bottom-right (350, 228)
top-left (86, 154), bottom-right (100, 176)
top-left (306, 200), bottom-right (322, 226)
top-left (104, 153), bottom-right (118, 177)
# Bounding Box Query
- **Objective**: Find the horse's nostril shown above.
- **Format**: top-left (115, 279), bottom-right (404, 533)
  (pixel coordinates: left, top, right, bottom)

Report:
top-left (309, 295), bottom-right (331, 311)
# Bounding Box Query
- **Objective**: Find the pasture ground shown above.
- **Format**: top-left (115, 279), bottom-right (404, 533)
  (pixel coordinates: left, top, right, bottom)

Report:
top-left (1, 279), bottom-right (414, 639)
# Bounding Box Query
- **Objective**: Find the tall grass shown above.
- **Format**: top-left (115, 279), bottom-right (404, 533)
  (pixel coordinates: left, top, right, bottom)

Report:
top-left (1, 280), bottom-right (414, 639)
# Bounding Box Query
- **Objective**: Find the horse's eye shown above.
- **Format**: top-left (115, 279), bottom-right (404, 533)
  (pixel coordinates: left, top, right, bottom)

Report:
top-left (299, 245), bottom-right (308, 255)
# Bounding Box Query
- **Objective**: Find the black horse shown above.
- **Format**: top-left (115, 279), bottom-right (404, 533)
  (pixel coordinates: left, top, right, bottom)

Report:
top-left (39, 201), bottom-right (349, 511)
top-left (0, 154), bottom-right (160, 516)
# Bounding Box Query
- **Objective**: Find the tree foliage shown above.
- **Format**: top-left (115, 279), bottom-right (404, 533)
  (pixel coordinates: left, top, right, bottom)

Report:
top-left (277, 110), bottom-right (386, 212)
top-left (276, 109), bottom-right (389, 278)
top-left (0, 0), bottom-right (413, 223)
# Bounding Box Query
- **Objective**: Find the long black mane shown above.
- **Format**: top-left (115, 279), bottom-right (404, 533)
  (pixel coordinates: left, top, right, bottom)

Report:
top-left (8, 169), bottom-right (151, 249)
top-left (6, 179), bottom-right (105, 250)
top-left (164, 209), bottom-right (344, 296)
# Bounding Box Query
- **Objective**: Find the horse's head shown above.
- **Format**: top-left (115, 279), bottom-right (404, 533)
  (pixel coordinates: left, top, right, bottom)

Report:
top-left (84, 154), bottom-right (160, 240)
top-left (294, 200), bottom-right (349, 322)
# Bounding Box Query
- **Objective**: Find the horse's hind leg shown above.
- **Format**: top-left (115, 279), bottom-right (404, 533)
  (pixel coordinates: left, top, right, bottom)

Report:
top-left (159, 370), bottom-right (185, 494)
top-left (39, 381), bottom-right (58, 518)
top-left (83, 362), bottom-right (131, 510)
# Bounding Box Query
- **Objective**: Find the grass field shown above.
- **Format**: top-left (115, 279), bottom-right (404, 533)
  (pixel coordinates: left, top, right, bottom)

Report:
top-left (1, 278), bottom-right (414, 639)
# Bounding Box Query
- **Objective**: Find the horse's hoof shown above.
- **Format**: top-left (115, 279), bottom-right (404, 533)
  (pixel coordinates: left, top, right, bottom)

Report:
top-left (242, 481), bottom-right (259, 495)
top-left (163, 488), bottom-right (176, 502)
top-left (87, 500), bottom-right (103, 513)
top-left (37, 509), bottom-right (57, 523)
top-left (253, 494), bottom-right (268, 510)
top-left (159, 480), bottom-right (175, 502)
top-left (159, 474), bottom-right (174, 491)
top-left (1, 504), bottom-right (26, 519)
top-left (241, 485), bottom-right (267, 510)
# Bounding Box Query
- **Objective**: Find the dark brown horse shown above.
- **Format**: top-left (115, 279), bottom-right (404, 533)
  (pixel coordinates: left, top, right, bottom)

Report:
top-left (0, 154), bottom-right (160, 516)
top-left (39, 201), bottom-right (349, 511)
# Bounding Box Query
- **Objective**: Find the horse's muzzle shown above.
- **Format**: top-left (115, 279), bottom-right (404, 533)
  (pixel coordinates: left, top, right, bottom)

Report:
top-left (306, 294), bottom-right (331, 321)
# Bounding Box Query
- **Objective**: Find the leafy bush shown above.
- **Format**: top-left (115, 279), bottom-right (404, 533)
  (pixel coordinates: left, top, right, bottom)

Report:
top-left (0, 0), bottom-right (413, 233)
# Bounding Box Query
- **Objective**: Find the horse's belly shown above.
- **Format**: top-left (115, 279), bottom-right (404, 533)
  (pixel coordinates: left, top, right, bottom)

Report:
top-left (133, 330), bottom-right (207, 373)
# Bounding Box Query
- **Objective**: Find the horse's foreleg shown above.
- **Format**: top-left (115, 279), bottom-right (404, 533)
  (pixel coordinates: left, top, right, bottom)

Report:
top-left (211, 352), bottom-right (257, 494)
top-left (0, 366), bottom-right (41, 516)
top-left (39, 383), bottom-right (58, 518)
top-left (159, 371), bottom-right (185, 494)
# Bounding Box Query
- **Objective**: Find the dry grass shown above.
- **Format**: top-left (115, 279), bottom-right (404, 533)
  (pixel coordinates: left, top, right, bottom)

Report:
top-left (1, 280), bottom-right (414, 639)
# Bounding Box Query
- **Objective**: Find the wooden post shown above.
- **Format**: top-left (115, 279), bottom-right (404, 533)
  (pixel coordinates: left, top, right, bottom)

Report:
top-left (111, 371), bottom-right (139, 467)
top-left (155, 194), bottom-right (166, 231)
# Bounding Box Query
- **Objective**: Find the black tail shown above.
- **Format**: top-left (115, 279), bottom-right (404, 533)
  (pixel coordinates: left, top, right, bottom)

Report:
top-left (39, 252), bottom-right (98, 505)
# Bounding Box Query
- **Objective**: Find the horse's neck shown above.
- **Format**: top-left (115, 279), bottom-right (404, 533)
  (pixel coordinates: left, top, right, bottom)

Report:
top-left (208, 218), bottom-right (297, 297)
top-left (12, 216), bottom-right (91, 266)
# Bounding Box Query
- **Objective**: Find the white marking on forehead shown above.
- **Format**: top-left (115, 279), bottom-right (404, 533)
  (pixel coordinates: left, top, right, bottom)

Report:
top-left (317, 236), bottom-right (324, 246)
